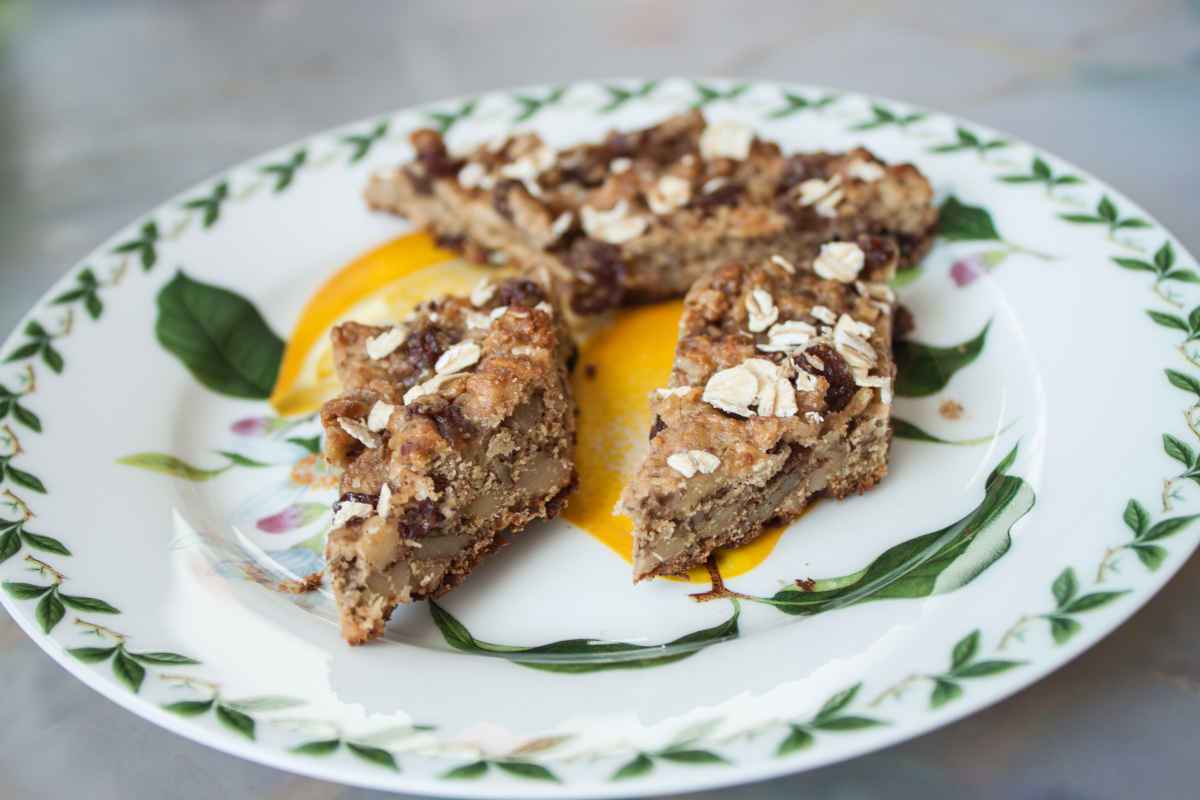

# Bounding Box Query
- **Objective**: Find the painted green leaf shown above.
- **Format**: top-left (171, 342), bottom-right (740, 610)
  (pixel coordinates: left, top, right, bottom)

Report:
top-left (12, 402), bottom-right (41, 432)
top-left (163, 699), bottom-right (215, 717)
top-left (58, 593), bottom-right (119, 613)
top-left (113, 649), bottom-right (146, 693)
top-left (5, 341), bottom-right (41, 362)
top-left (1166, 369), bottom-right (1200, 397)
top-left (1113, 257), bottom-right (1156, 274)
top-left (6, 465), bottom-right (46, 493)
top-left (1148, 311), bottom-right (1189, 332)
top-left (1142, 514), bottom-right (1199, 542)
top-left (215, 704), bottom-right (256, 740)
top-left (155, 271), bottom-right (285, 399)
top-left (894, 321), bottom-right (990, 397)
top-left (128, 651), bottom-right (201, 666)
top-left (291, 739), bottom-right (341, 756)
top-left (346, 742), bottom-right (399, 771)
top-left (443, 761), bottom-right (488, 780)
top-left (815, 683), bottom-right (860, 720)
top-left (1163, 433), bottom-right (1195, 467)
top-left (762, 444), bottom-right (1032, 614)
top-left (810, 715), bottom-right (882, 731)
top-left (950, 630), bottom-right (979, 670)
top-left (116, 452), bottom-right (228, 481)
top-left (1131, 543), bottom-right (1167, 570)
top-left (0, 529), bottom-right (19, 563)
top-left (1051, 568), bottom-right (1077, 608)
top-left (612, 753), bottom-right (654, 779)
top-left (951, 659), bottom-right (1021, 679)
top-left (2, 581), bottom-right (51, 600)
top-left (216, 451), bottom-right (270, 468)
top-left (19, 530), bottom-right (70, 556)
top-left (1123, 499), bottom-right (1149, 537)
top-left (36, 591), bottom-right (65, 633)
top-left (656, 749), bottom-right (727, 765)
top-left (225, 696), bottom-right (305, 712)
top-left (429, 601), bottom-right (739, 673)
top-left (1048, 614), bottom-right (1080, 645)
top-left (287, 435), bottom-right (322, 454)
top-left (494, 761), bottom-right (561, 781)
top-left (1062, 591), bottom-right (1127, 614)
top-left (930, 678), bottom-right (962, 708)
top-left (937, 197), bottom-right (1000, 242)
top-left (69, 646), bottom-right (118, 664)
top-left (775, 726), bottom-right (814, 756)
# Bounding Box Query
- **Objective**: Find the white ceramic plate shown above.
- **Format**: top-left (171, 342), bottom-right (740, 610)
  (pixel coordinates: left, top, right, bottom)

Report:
top-left (3, 79), bottom-right (1197, 798)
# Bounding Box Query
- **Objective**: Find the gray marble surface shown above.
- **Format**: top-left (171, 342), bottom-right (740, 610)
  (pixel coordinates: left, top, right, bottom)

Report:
top-left (2, 1), bottom-right (1199, 798)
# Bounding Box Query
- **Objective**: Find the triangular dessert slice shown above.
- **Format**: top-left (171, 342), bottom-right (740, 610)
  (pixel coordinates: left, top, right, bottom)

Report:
top-left (365, 111), bottom-right (935, 315)
top-left (320, 278), bottom-right (576, 643)
top-left (619, 236), bottom-right (899, 580)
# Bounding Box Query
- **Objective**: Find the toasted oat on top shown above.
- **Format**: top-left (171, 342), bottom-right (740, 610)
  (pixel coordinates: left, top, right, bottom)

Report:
top-left (364, 110), bottom-right (936, 315)
top-left (320, 277), bottom-right (577, 644)
top-left (618, 235), bottom-right (899, 581)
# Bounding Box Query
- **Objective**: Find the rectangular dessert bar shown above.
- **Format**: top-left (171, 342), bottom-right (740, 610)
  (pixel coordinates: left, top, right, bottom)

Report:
top-left (365, 110), bottom-right (936, 315)
top-left (320, 278), bottom-right (576, 643)
top-left (618, 235), bottom-right (899, 580)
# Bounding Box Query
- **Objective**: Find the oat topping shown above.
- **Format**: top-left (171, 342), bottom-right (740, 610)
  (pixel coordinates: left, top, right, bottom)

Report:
top-left (338, 417), bottom-right (380, 449)
top-left (803, 411), bottom-right (824, 425)
top-left (855, 280), bottom-right (896, 303)
top-left (365, 326), bottom-right (406, 360)
top-left (666, 449), bottom-right (721, 478)
top-left (833, 314), bottom-right (877, 370)
top-left (458, 161), bottom-right (492, 190)
top-left (489, 305), bottom-right (509, 320)
top-left (511, 346), bottom-right (540, 357)
top-left (403, 371), bottom-right (468, 405)
top-left (814, 242), bottom-right (866, 283)
top-left (745, 288), bottom-right (779, 333)
top-left (534, 301), bottom-right (554, 315)
top-left (837, 313), bottom-right (875, 338)
top-left (815, 189), bottom-right (845, 219)
top-left (758, 319), bottom-right (817, 352)
top-left (811, 305), bottom-right (838, 325)
top-left (743, 358), bottom-right (798, 418)
top-left (699, 119), bottom-right (754, 161)
top-left (549, 211), bottom-right (574, 241)
top-left (377, 482), bottom-right (392, 519)
top-left (610, 157), bottom-right (633, 174)
top-left (702, 177), bottom-right (728, 194)
top-left (646, 175), bottom-right (692, 215)
top-left (769, 254), bottom-right (796, 275)
top-left (795, 370), bottom-right (819, 392)
top-left (702, 364), bottom-right (759, 417)
top-left (855, 373), bottom-right (894, 404)
top-left (798, 174), bottom-right (842, 206)
top-left (470, 278), bottom-right (496, 307)
top-left (805, 352), bottom-right (825, 371)
top-left (331, 500), bottom-right (374, 528)
top-left (846, 159), bottom-right (885, 182)
top-left (435, 340), bottom-right (482, 375)
top-left (654, 386), bottom-right (692, 398)
top-left (581, 199), bottom-right (649, 244)
top-left (366, 400), bottom-right (395, 432)
top-left (465, 311), bottom-right (492, 331)
top-left (498, 145), bottom-right (555, 196)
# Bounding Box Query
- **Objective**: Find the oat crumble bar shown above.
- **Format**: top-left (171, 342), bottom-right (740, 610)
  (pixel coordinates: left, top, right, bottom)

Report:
top-left (618, 235), bottom-right (899, 581)
top-left (365, 110), bottom-right (936, 315)
top-left (320, 278), bottom-right (577, 643)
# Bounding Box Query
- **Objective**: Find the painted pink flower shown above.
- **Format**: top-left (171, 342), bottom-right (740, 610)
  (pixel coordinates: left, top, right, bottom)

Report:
top-left (231, 416), bottom-right (273, 436)
top-left (950, 255), bottom-right (983, 287)
top-left (256, 502), bottom-right (327, 534)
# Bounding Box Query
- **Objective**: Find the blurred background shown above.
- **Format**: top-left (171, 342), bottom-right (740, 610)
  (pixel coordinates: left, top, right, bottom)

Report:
top-left (2, 2), bottom-right (1198, 798)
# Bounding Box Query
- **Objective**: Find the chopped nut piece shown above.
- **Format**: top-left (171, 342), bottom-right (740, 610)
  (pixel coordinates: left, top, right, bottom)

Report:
top-left (814, 242), bottom-right (866, 283)
top-left (803, 411), bottom-right (824, 425)
top-left (770, 254), bottom-right (796, 274)
top-left (332, 501), bottom-right (373, 528)
top-left (666, 449), bottom-right (721, 478)
top-left (366, 400), bottom-right (395, 432)
top-left (699, 119), bottom-right (753, 161)
top-left (581, 200), bottom-right (649, 244)
top-left (435, 341), bottom-right (481, 375)
top-left (457, 161), bottom-right (492, 190)
top-left (646, 175), bottom-right (692, 215)
top-left (365, 327), bottom-right (406, 360)
top-left (338, 417), bottom-right (380, 449)
top-left (470, 278), bottom-right (496, 307)
top-left (745, 288), bottom-right (779, 333)
top-left (795, 370), bottom-right (819, 392)
top-left (654, 386), bottom-right (692, 398)
top-left (549, 211), bottom-right (574, 241)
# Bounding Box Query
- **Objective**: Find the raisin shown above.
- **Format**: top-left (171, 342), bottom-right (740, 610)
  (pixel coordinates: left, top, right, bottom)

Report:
top-left (491, 178), bottom-right (522, 221)
top-left (403, 165), bottom-right (432, 196)
top-left (495, 279), bottom-right (546, 308)
top-left (410, 129), bottom-right (461, 179)
top-left (397, 499), bottom-right (442, 541)
top-left (429, 403), bottom-right (475, 445)
top-left (566, 348), bottom-right (580, 374)
top-left (649, 416), bottom-right (666, 439)
top-left (565, 238), bottom-right (626, 313)
top-left (893, 304), bottom-right (916, 341)
top-left (404, 325), bottom-right (449, 374)
top-left (334, 492), bottom-right (379, 525)
top-left (860, 234), bottom-right (895, 271)
top-left (690, 182), bottom-right (744, 212)
top-left (797, 343), bottom-right (856, 412)
top-left (434, 232), bottom-right (466, 253)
